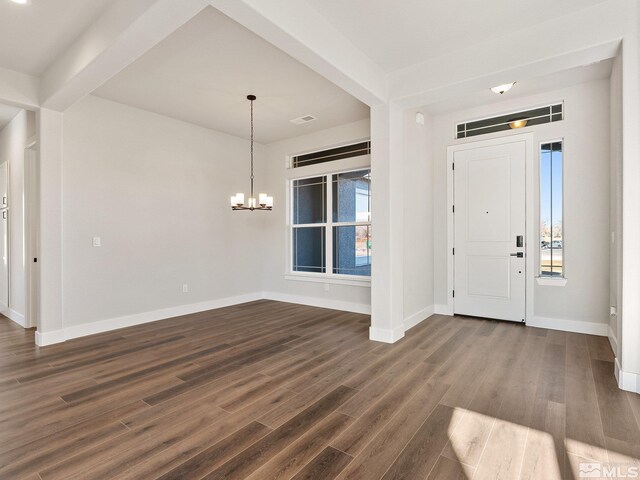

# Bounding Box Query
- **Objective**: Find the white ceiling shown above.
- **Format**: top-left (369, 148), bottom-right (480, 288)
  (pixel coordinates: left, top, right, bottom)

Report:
top-left (423, 59), bottom-right (614, 115)
top-left (0, 0), bottom-right (114, 76)
top-left (306, 0), bottom-right (611, 72)
top-left (0, 103), bottom-right (21, 130)
top-left (93, 7), bottom-right (370, 144)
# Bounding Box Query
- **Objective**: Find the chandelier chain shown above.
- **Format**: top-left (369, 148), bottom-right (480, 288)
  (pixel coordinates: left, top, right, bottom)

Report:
top-left (250, 98), bottom-right (254, 198)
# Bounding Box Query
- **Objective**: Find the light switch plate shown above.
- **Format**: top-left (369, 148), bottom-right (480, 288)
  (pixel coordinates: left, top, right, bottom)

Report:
top-left (92, 237), bottom-right (101, 247)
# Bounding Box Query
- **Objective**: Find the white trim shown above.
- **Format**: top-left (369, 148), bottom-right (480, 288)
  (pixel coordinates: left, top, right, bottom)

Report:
top-left (35, 329), bottom-right (65, 346)
top-left (24, 139), bottom-right (38, 330)
top-left (34, 292), bottom-right (263, 346)
top-left (616, 358), bottom-right (640, 394)
top-left (262, 291), bottom-right (370, 315)
top-left (33, 291), bottom-right (374, 347)
top-left (447, 133), bottom-right (535, 322)
top-left (284, 273), bottom-right (370, 287)
top-left (608, 324), bottom-right (619, 358)
top-left (369, 324), bottom-right (405, 344)
top-left (404, 305), bottom-right (435, 331)
top-left (527, 316), bottom-right (608, 336)
top-left (535, 277), bottom-right (568, 286)
top-left (434, 304), bottom-right (453, 315)
top-left (4, 308), bottom-right (25, 327)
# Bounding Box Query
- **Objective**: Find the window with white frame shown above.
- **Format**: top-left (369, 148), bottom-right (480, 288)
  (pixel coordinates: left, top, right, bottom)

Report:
top-left (540, 141), bottom-right (564, 277)
top-left (291, 169), bottom-right (371, 277)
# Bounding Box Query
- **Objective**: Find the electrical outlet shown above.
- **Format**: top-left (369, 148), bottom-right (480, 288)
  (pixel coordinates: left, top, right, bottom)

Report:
top-left (182, 284), bottom-right (189, 293)
top-left (92, 237), bottom-right (101, 247)
top-left (610, 306), bottom-right (617, 316)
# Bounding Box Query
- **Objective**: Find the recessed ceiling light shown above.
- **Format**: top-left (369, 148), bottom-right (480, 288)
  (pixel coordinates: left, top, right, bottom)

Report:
top-left (10, 0), bottom-right (31, 4)
top-left (491, 82), bottom-right (516, 94)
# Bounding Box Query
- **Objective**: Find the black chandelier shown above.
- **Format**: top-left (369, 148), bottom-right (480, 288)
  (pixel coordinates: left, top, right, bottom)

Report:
top-left (230, 95), bottom-right (273, 211)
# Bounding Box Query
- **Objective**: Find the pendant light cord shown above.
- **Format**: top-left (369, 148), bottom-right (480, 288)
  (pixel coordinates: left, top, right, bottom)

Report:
top-left (250, 97), bottom-right (254, 199)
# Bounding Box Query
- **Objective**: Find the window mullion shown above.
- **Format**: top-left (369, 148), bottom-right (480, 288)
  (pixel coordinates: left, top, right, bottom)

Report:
top-left (325, 174), bottom-right (333, 276)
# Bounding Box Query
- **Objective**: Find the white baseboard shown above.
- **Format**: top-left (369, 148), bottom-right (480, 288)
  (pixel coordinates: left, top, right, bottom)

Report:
top-left (527, 316), bottom-right (608, 336)
top-left (404, 305), bottom-right (435, 331)
top-left (35, 329), bottom-right (65, 346)
top-left (4, 308), bottom-right (25, 327)
top-left (262, 291), bottom-right (371, 315)
top-left (369, 324), bottom-right (405, 344)
top-left (608, 324), bottom-right (619, 357)
top-left (35, 291), bottom-right (372, 346)
top-left (368, 305), bottom-right (436, 344)
top-left (35, 292), bottom-right (263, 346)
top-left (434, 304), bottom-right (452, 315)
top-left (616, 358), bottom-right (640, 393)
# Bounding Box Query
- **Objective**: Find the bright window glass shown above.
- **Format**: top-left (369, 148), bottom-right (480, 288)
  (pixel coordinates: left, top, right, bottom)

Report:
top-left (540, 141), bottom-right (563, 277)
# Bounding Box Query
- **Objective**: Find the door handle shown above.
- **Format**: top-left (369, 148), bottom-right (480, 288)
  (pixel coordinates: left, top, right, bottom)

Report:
top-left (510, 252), bottom-right (524, 258)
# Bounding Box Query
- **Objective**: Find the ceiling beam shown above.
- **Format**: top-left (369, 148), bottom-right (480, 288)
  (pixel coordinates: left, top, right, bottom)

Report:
top-left (0, 66), bottom-right (39, 110)
top-left (389, 0), bottom-right (626, 109)
top-left (39, 0), bottom-right (209, 111)
top-left (210, 0), bottom-right (388, 106)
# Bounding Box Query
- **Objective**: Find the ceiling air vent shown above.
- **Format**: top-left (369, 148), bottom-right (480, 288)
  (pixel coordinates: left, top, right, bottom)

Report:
top-left (456, 103), bottom-right (563, 139)
top-left (290, 115), bottom-right (317, 125)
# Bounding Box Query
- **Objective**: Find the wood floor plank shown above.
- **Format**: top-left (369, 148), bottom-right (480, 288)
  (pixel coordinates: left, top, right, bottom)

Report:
top-left (291, 446), bottom-right (353, 480)
top-left (520, 400), bottom-right (565, 480)
top-left (156, 421), bottom-right (272, 480)
top-left (114, 388), bottom-right (293, 480)
top-left (564, 333), bottom-right (608, 463)
top-left (202, 385), bottom-right (356, 479)
top-left (426, 456), bottom-right (472, 480)
top-left (0, 401), bottom-right (148, 480)
top-left (332, 362), bottom-right (438, 456)
top-left (245, 412), bottom-right (353, 480)
top-left (590, 359), bottom-right (640, 445)
top-left (335, 380), bottom-right (450, 480)
top-left (380, 403), bottom-right (455, 480)
top-left (40, 395), bottom-right (229, 480)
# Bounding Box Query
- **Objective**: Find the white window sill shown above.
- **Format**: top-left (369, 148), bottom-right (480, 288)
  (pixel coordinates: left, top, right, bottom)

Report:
top-left (285, 273), bottom-right (371, 287)
top-left (536, 276), bottom-right (568, 287)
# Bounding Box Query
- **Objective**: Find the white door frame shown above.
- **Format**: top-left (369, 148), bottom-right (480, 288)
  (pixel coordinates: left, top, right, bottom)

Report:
top-left (24, 135), bottom-right (38, 329)
top-left (447, 133), bottom-right (535, 324)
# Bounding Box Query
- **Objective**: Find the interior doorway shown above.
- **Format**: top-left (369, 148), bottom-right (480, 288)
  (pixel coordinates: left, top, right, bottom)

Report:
top-left (0, 106), bottom-right (38, 333)
top-left (0, 160), bottom-right (8, 313)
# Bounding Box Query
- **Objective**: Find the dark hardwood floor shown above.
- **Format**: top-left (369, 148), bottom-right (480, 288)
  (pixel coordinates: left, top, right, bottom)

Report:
top-left (0, 300), bottom-right (638, 479)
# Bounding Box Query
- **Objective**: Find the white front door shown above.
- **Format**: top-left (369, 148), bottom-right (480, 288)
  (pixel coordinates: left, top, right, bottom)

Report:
top-left (453, 140), bottom-right (526, 322)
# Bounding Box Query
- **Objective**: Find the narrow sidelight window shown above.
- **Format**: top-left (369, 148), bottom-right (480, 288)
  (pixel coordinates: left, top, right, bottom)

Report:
top-left (540, 141), bottom-right (564, 277)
